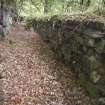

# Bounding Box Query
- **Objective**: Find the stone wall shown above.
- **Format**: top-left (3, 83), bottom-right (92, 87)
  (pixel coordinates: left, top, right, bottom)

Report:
top-left (30, 17), bottom-right (105, 99)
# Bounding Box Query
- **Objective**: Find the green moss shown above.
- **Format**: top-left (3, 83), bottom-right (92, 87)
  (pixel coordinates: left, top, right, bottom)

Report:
top-left (86, 82), bottom-right (99, 98)
top-left (79, 73), bottom-right (87, 87)
top-left (79, 73), bottom-right (99, 98)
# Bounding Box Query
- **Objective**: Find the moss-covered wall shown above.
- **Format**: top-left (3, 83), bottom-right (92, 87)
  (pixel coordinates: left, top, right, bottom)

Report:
top-left (30, 16), bottom-right (105, 98)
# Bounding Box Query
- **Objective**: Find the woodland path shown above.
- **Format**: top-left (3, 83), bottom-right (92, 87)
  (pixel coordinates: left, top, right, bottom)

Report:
top-left (0, 24), bottom-right (91, 105)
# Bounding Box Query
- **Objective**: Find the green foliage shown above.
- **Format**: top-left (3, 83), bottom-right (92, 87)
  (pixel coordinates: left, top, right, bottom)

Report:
top-left (5, 0), bottom-right (104, 19)
top-left (15, 0), bottom-right (105, 20)
top-left (79, 73), bottom-right (99, 98)
top-left (86, 82), bottom-right (99, 98)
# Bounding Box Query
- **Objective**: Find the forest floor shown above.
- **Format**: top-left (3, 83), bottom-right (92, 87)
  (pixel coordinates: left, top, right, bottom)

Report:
top-left (0, 24), bottom-right (91, 105)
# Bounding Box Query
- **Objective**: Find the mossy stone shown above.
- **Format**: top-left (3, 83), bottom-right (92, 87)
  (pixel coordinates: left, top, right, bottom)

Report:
top-left (90, 71), bottom-right (101, 83)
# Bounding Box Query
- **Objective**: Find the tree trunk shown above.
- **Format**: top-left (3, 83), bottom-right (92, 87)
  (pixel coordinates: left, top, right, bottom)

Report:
top-left (0, 0), bottom-right (5, 40)
top-left (0, 0), bottom-right (4, 25)
top-left (0, 0), bottom-right (14, 40)
top-left (44, 0), bottom-right (53, 14)
top-left (44, 0), bottom-right (49, 13)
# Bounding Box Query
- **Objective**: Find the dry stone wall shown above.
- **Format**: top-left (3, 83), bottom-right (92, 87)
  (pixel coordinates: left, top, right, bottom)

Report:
top-left (30, 16), bottom-right (105, 103)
